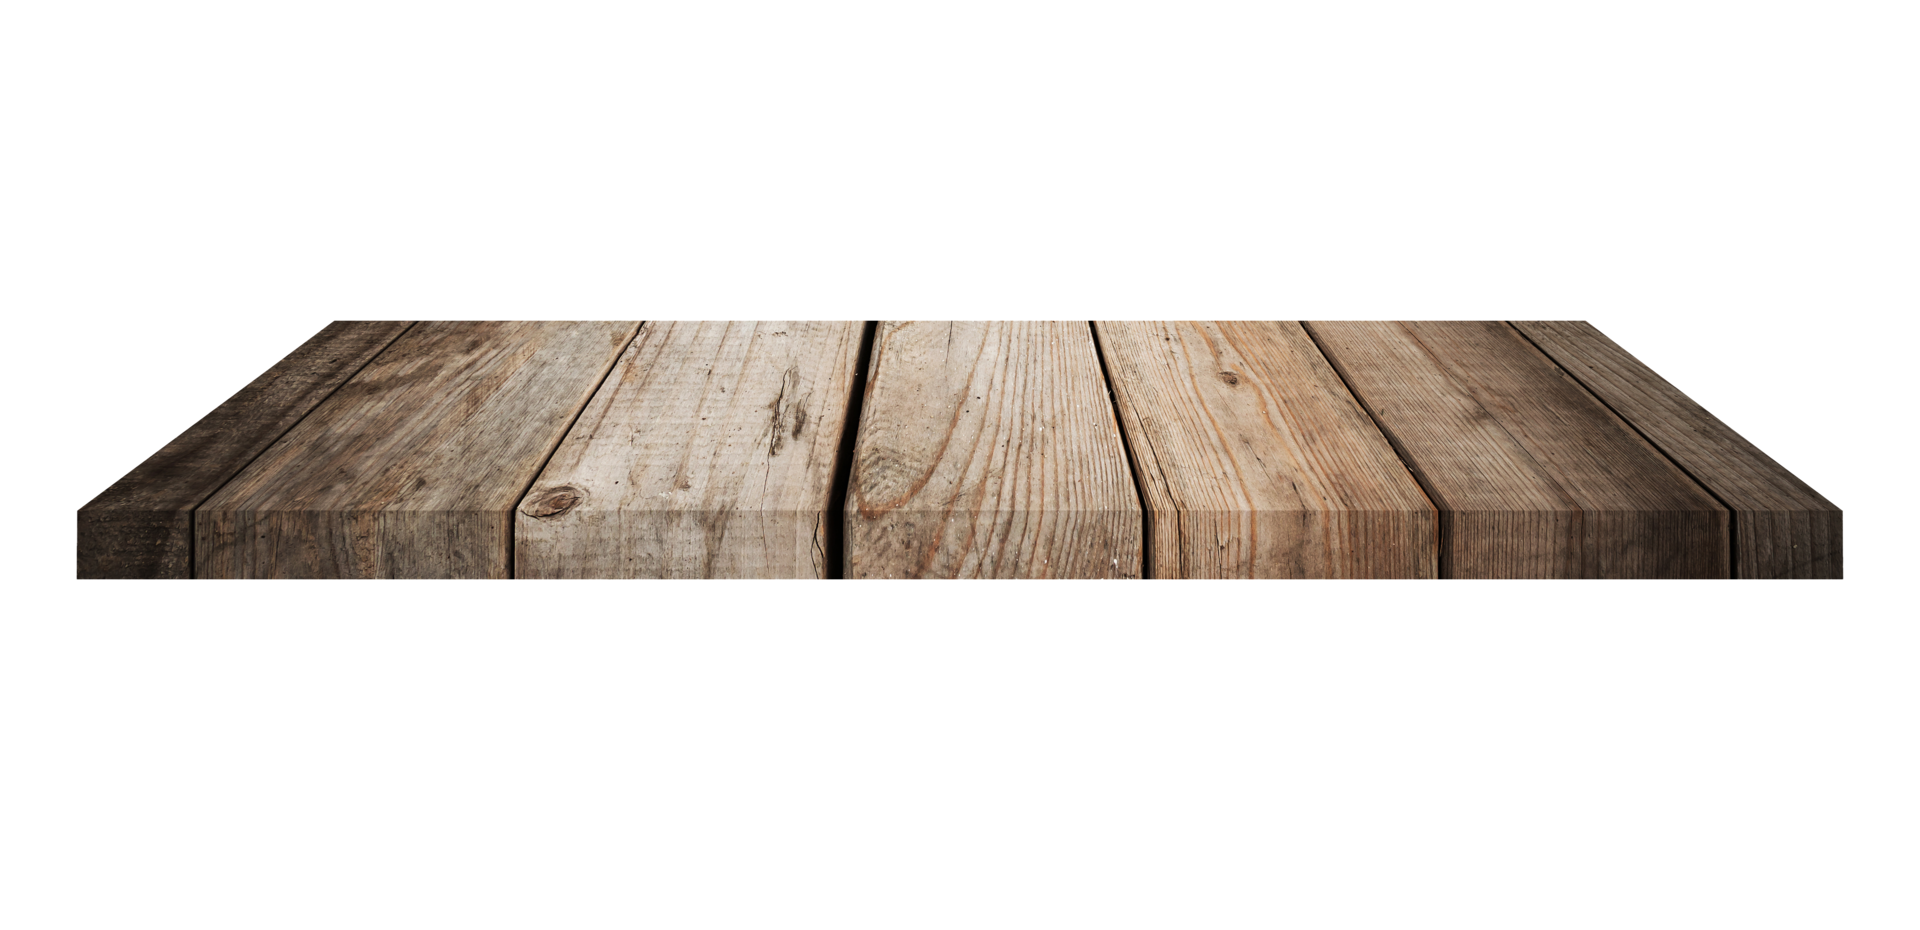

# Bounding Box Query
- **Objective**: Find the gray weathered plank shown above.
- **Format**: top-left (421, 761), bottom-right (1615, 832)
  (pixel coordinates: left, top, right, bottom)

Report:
top-left (195, 321), bottom-right (639, 578)
top-left (1513, 321), bottom-right (1840, 578)
top-left (846, 321), bottom-right (1141, 579)
top-left (78, 321), bottom-right (414, 579)
top-left (1304, 321), bottom-right (1729, 578)
top-left (515, 321), bottom-right (865, 578)
top-left (1096, 321), bottom-right (1435, 578)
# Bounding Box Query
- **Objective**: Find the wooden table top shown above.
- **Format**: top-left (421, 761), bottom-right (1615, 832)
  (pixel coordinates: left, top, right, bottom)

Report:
top-left (79, 321), bottom-right (1840, 579)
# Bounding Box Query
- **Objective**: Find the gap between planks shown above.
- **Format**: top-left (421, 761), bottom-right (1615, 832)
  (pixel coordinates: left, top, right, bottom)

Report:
top-left (1087, 321), bottom-right (1155, 580)
top-left (819, 321), bottom-right (879, 579)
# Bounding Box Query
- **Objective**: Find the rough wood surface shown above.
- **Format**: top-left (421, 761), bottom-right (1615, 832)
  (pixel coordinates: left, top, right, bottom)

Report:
top-left (845, 321), bottom-right (1141, 578)
top-left (78, 321), bottom-right (414, 579)
top-left (1304, 321), bottom-right (1729, 578)
top-left (195, 321), bottom-right (639, 578)
top-left (1512, 321), bottom-right (1840, 578)
top-left (1095, 321), bottom-right (1435, 578)
top-left (515, 321), bottom-right (865, 578)
top-left (89, 319), bottom-right (1837, 581)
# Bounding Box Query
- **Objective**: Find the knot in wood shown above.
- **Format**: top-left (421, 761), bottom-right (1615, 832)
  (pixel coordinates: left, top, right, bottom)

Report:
top-left (523, 486), bottom-right (584, 519)
top-left (1217, 370), bottom-right (1240, 385)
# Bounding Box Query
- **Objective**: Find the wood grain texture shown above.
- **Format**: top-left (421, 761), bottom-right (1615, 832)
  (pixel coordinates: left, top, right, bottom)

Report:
top-left (195, 321), bottom-right (639, 578)
top-left (1512, 321), bottom-right (1840, 578)
top-left (78, 321), bottom-right (414, 579)
top-left (1304, 321), bottom-right (1729, 578)
top-left (515, 321), bottom-right (864, 578)
top-left (1095, 321), bottom-right (1435, 578)
top-left (846, 322), bottom-right (1141, 578)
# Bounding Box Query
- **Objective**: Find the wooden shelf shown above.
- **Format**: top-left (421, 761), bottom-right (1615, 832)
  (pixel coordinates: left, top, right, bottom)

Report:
top-left (78, 321), bottom-right (1840, 579)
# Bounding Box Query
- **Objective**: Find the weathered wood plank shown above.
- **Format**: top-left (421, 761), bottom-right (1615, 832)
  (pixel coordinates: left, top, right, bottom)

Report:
top-left (195, 321), bottom-right (639, 578)
top-left (78, 321), bottom-right (414, 579)
top-left (1094, 321), bottom-right (1435, 578)
top-left (1512, 321), bottom-right (1840, 578)
top-left (1304, 321), bottom-right (1729, 578)
top-left (845, 321), bottom-right (1141, 579)
top-left (515, 321), bottom-right (865, 578)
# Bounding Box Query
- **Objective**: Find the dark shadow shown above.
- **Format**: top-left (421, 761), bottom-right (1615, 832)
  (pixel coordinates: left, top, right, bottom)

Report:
top-left (825, 322), bottom-right (883, 576)
top-left (4, 326), bottom-right (137, 511)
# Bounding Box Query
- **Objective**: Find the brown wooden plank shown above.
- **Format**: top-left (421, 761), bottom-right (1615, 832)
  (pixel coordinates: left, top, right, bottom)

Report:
top-left (515, 321), bottom-right (865, 578)
top-left (1512, 321), bottom-right (1840, 578)
top-left (1094, 321), bottom-right (1435, 578)
top-left (845, 321), bottom-right (1141, 578)
top-left (195, 321), bottom-right (639, 578)
top-left (1304, 321), bottom-right (1729, 578)
top-left (77, 321), bottom-right (415, 579)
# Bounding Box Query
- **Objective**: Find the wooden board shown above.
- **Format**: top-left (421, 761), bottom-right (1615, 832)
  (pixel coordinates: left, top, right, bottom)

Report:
top-left (195, 321), bottom-right (639, 578)
top-left (84, 319), bottom-right (1838, 581)
top-left (515, 321), bottom-right (866, 578)
top-left (1304, 321), bottom-right (1729, 578)
top-left (1094, 321), bottom-right (1435, 578)
top-left (77, 321), bottom-right (414, 579)
top-left (845, 321), bottom-right (1141, 578)
top-left (1512, 321), bottom-right (1841, 578)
